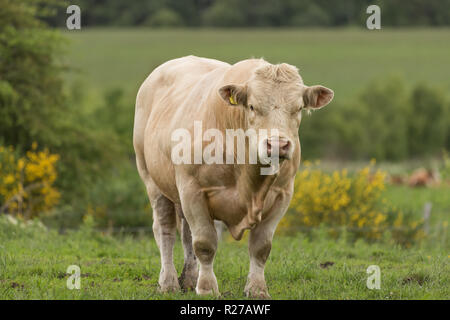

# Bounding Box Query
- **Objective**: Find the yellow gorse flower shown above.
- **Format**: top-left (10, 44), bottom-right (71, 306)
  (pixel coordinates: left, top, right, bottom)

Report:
top-left (278, 161), bottom-right (424, 244)
top-left (0, 143), bottom-right (60, 218)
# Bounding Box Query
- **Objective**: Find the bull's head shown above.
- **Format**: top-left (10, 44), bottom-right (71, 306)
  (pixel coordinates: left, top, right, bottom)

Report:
top-left (219, 63), bottom-right (333, 165)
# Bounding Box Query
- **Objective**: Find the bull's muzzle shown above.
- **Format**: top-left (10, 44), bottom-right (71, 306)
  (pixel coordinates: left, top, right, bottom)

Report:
top-left (265, 137), bottom-right (292, 159)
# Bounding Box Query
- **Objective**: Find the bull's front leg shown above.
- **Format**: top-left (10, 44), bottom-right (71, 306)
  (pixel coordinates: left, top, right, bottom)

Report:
top-left (245, 192), bottom-right (291, 299)
top-left (179, 184), bottom-right (219, 296)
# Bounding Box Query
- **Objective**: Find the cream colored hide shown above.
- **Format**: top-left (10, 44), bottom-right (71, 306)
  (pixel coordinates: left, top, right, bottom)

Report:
top-left (133, 56), bottom-right (333, 298)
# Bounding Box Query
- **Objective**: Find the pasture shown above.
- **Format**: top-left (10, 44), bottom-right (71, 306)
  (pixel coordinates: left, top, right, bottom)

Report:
top-left (0, 217), bottom-right (448, 300)
top-left (64, 28), bottom-right (450, 103)
top-left (1, 27), bottom-right (449, 300)
top-left (1, 175), bottom-right (448, 299)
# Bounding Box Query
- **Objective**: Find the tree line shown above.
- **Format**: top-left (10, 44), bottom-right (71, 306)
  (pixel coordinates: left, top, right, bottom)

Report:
top-left (45, 0), bottom-right (450, 28)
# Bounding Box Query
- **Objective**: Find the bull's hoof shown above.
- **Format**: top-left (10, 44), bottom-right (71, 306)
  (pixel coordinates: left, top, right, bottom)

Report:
top-left (179, 265), bottom-right (198, 291)
top-left (245, 288), bottom-right (271, 299)
top-left (158, 280), bottom-right (180, 293)
top-left (244, 281), bottom-right (271, 299)
top-left (158, 283), bottom-right (180, 293)
top-left (196, 286), bottom-right (220, 296)
top-left (158, 269), bottom-right (180, 293)
top-left (195, 275), bottom-right (219, 296)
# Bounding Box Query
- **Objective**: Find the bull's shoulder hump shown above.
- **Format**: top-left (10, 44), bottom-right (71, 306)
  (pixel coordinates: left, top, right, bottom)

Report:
top-left (137, 56), bottom-right (228, 96)
top-left (231, 58), bottom-right (268, 70)
top-left (158, 55), bottom-right (230, 72)
top-left (149, 56), bottom-right (230, 85)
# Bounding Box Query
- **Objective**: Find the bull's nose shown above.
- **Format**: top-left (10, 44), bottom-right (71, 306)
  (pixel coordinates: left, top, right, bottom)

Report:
top-left (266, 138), bottom-right (291, 158)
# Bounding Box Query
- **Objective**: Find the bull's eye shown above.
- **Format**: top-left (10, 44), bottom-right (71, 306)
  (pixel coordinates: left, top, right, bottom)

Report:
top-left (249, 105), bottom-right (254, 111)
top-left (292, 107), bottom-right (302, 115)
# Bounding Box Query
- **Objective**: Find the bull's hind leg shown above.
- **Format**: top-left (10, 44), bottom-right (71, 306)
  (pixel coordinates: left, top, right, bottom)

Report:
top-left (147, 186), bottom-right (180, 292)
top-left (134, 131), bottom-right (179, 292)
top-left (177, 207), bottom-right (199, 291)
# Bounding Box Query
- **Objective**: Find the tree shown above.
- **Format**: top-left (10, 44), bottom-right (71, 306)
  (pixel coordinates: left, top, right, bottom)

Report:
top-left (0, 0), bottom-right (66, 149)
top-left (0, 0), bottom-right (121, 197)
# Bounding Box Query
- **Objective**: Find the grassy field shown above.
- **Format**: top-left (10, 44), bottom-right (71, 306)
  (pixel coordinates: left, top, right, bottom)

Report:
top-left (1, 28), bottom-right (448, 300)
top-left (0, 218), bottom-right (448, 300)
top-left (64, 28), bottom-right (450, 103)
top-left (1, 162), bottom-right (448, 300)
top-left (383, 185), bottom-right (450, 226)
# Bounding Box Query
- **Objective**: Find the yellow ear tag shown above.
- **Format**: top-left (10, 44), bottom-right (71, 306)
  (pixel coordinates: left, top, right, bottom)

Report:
top-left (229, 95), bottom-right (237, 105)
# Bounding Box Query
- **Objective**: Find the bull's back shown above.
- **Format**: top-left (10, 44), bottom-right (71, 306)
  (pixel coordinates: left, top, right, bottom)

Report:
top-left (134, 56), bottom-right (227, 139)
top-left (133, 56), bottom-right (229, 200)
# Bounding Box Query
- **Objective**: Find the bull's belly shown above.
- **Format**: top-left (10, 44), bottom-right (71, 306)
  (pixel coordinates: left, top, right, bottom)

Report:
top-left (205, 187), bottom-right (279, 240)
top-left (206, 188), bottom-right (247, 226)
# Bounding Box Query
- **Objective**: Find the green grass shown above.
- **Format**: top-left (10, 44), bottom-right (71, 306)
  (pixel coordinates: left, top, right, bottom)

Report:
top-left (383, 185), bottom-right (450, 225)
top-left (2, 28), bottom-right (449, 299)
top-left (64, 28), bottom-right (450, 103)
top-left (0, 217), bottom-right (448, 300)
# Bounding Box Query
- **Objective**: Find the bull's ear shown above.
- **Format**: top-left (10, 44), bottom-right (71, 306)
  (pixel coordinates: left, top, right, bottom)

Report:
top-left (219, 84), bottom-right (247, 106)
top-left (303, 85), bottom-right (334, 109)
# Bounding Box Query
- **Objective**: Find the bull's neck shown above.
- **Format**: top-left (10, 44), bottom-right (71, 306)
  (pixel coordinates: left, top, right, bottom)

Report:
top-left (240, 163), bottom-right (279, 219)
top-left (209, 93), bottom-right (247, 133)
top-left (208, 93), bottom-right (281, 236)
top-left (226, 163), bottom-right (279, 240)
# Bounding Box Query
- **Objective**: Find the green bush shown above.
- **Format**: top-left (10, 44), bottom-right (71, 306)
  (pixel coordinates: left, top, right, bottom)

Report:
top-left (359, 76), bottom-right (409, 160)
top-left (81, 161), bottom-right (152, 230)
top-left (145, 8), bottom-right (184, 27)
top-left (301, 76), bottom-right (450, 161)
top-left (278, 161), bottom-right (425, 246)
top-left (289, 3), bottom-right (331, 26)
top-left (202, 0), bottom-right (246, 27)
top-left (0, 0), bottom-right (130, 227)
top-left (92, 88), bottom-right (134, 153)
top-left (408, 85), bottom-right (449, 157)
top-left (42, 160), bottom-right (151, 231)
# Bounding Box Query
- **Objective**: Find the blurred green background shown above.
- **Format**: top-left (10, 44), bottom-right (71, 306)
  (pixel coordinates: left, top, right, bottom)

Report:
top-left (0, 0), bottom-right (449, 233)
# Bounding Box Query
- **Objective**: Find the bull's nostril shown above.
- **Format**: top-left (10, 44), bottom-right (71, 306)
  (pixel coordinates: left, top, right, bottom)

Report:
top-left (266, 140), bottom-right (271, 152)
top-left (265, 138), bottom-right (291, 157)
top-left (281, 141), bottom-right (290, 151)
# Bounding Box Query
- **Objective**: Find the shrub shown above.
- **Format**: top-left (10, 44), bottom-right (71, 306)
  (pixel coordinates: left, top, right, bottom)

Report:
top-left (80, 161), bottom-right (152, 230)
top-left (0, 143), bottom-right (60, 219)
top-left (202, 0), bottom-right (246, 27)
top-left (0, 0), bottom-right (124, 202)
top-left (441, 150), bottom-right (450, 182)
top-left (408, 85), bottom-right (449, 157)
top-left (278, 161), bottom-right (425, 245)
top-left (145, 8), bottom-right (184, 27)
top-left (289, 3), bottom-right (331, 26)
top-left (300, 77), bottom-right (450, 161)
top-left (358, 77), bottom-right (409, 160)
top-left (42, 161), bottom-right (152, 231)
top-left (0, 0), bottom-right (66, 150)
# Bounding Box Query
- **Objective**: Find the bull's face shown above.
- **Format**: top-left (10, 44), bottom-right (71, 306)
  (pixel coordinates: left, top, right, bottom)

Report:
top-left (219, 63), bottom-right (334, 164)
